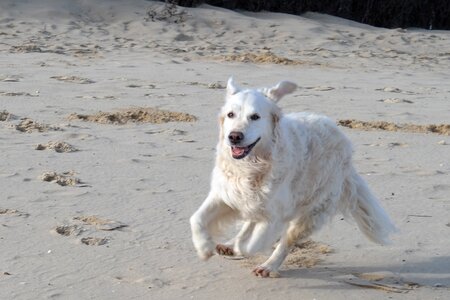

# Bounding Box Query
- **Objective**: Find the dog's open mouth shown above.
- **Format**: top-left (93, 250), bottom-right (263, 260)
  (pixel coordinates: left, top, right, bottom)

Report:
top-left (231, 138), bottom-right (261, 159)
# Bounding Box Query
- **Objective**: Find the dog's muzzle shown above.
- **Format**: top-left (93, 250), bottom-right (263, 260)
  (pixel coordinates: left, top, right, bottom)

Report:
top-left (230, 137), bottom-right (261, 159)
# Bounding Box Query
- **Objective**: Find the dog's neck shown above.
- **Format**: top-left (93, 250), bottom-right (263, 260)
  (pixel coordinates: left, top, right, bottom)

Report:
top-left (216, 145), bottom-right (272, 189)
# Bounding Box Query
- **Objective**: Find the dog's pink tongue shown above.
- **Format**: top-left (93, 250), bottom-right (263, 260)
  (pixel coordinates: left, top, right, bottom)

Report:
top-left (232, 147), bottom-right (245, 156)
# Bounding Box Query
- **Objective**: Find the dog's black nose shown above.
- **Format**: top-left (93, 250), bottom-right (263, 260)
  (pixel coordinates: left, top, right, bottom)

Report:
top-left (228, 131), bottom-right (244, 144)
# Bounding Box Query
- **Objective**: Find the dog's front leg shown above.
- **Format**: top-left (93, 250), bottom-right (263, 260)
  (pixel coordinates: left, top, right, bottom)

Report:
top-left (216, 221), bottom-right (256, 257)
top-left (252, 232), bottom-right (290, 278)
top-left (190, 193), bottom-right (234, 260)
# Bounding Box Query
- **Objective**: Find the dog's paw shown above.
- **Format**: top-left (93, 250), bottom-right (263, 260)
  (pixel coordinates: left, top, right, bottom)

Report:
top-left (195, 241), bottom-right (216, 261)
top-left (252, 265), bottom-right (281, 278)
top-left (216, 244), bottom-right (234, 256)
top-left (198, 249), bottom-right (214, 261)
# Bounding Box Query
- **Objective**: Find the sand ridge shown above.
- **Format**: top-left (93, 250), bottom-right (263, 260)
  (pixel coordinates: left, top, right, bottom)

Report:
top-left (68, 107), bottom-right (197, 125)
top-left (217, 51), bottom-right (314, 65)
top-left (338, 119), bottom-right (450, 135)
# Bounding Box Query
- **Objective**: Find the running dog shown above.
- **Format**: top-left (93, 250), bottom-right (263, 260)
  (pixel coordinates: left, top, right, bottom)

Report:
top-left (190, 78), bottom-right (396, 277)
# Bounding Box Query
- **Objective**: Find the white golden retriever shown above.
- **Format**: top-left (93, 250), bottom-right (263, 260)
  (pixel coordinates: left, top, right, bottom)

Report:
top-left (190, 78), bottom-right (396, 277)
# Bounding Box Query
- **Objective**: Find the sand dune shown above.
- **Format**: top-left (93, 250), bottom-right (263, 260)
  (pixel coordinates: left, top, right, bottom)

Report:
top-left (1, 1), bottom-right (449, 299)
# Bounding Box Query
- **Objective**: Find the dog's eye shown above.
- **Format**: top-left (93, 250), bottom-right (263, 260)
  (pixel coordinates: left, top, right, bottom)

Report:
top-left (250, 114), bottom-right (260, 121)
top-left (227, 112), bottom-right (234, 118)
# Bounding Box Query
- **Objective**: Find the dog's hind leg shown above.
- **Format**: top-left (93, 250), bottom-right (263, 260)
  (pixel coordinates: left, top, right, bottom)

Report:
top-left (233, 221), bottom-right (255, 255)
top-left (190, 193), bottom-right (237, 260)
top-left (253, 219), bottom-right (315, 278)
top-left (216, 221), bottom-right (255, 256)
top-left (243, 220), bottom-right (285, 256)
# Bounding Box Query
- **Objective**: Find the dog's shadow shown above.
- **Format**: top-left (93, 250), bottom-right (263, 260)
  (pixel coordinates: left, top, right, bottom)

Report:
top-left (281, 255), bottom-right (450, 291)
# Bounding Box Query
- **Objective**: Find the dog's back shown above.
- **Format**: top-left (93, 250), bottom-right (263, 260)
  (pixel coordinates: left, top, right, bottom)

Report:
top-left (277, 111), bottom-right (396, 244)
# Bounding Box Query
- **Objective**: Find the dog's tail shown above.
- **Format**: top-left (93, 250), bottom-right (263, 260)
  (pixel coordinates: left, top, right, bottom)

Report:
top-left (339, 167), bottom-right (397, 244)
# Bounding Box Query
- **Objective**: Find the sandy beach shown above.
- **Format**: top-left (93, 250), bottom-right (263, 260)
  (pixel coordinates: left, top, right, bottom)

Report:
top-left (1, 1), bottom-right (449, 299)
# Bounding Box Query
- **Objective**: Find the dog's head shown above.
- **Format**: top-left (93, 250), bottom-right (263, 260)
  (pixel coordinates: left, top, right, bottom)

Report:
top-left (218, 77), bottom-right (297, 160)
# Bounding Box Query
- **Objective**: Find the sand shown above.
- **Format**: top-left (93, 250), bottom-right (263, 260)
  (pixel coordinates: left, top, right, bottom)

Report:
top-left (68, 107), bottom-right (197, 125)
top-left (338, 119), bottom-right (450, 135)
top-left (1, 1), bottom-right (449, 299)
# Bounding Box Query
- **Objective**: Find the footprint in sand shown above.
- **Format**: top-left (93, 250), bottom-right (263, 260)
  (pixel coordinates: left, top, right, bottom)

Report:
top-left (35, 141), bottom-right (78, 153)
top-left (126, 84), bottom-right (156, 89)
top-left (145, 128), bottom-right (195, 143)
top-left (39, 171), bottom-right (81, 186)
top-left (10, 44), bottom-right (42, 53)
top-left (128, 276), bottom-right (171, 288)
top-left (54, 225), bottom-right (108, 246)
top-left (113, 275), bottom-right (171, 289)
top-left (53, 215), bottom-right (127, 246)
top-left (184, 81), bottom-right (224, 89)
top-left (0, 75), bottom-right (21, 82)
top-left (378, 87), bottom-right (402, 93)
top-left (0, 91), bottom-right (38, 97)
top-left (344, 271), bottom-right (420, 293)
top-left (145, 129), bottom-right (186, 135)
top-left (50, 75), bottom-right (95, 84)
top-left (387, 142), bottom-right (409, 148)
top-left (0, 208), bottom-right (29, 218)
top-left (54, 224), bottom-right (83, 236)
top-left (311, 86), bottom-right (335, 91)
top-left (0, 110), bottom-right (12, 121)
top-left (376, 87), bottom-right (415, 95)
top-left (378, 98), bottom-right (414, 104)
top-left (75, 95), bottom-right (116, 100)
top-left (207, 82), bottom-right (225, 89)
top-left (73, 215), bottom-right (127, 231)
top-left (71, 48), bottom-right (100, 59)
top-left (80, 237), bottom-right (109, 246)
top-left (14, 118), bottom-right (61, 133)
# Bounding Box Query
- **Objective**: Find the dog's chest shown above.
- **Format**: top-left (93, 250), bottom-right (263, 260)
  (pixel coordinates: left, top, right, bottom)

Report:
top-left (220, 168), bottom-right (271, 220)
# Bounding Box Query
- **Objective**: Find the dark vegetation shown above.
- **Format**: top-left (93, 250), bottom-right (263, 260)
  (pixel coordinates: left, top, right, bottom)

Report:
top-left (159, 0), bottom-right (450, 30)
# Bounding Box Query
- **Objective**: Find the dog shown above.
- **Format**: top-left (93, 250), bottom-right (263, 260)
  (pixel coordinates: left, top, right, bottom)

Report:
top-left (190, 78), bottom-right (396, 277)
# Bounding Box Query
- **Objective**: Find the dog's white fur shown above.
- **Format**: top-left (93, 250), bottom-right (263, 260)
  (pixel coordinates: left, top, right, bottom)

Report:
top-left (190, 78), bottom-right (396, 277)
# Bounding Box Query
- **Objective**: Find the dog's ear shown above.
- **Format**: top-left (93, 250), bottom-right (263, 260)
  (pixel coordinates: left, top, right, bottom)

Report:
top-left (265, 81), bottom-right (297, 102)
top-left (218, 115), bottom-right (225, 142)
top-left (226, 77), bottom-right (240, 96)
top-left (272, 105), bottom-right (281, 125)
top-left (272, 112), bottom-right (280, 125)
top-left (271, 110), bottom-right (281, 141)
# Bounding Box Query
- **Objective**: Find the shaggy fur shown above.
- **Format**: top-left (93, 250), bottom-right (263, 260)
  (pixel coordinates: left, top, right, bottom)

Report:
top-left (190, 78), bottom-right (396, 277)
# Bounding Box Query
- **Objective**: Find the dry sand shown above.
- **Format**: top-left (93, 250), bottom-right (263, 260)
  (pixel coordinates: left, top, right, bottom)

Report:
top-left (1, 1), bottom-right (449, 299)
